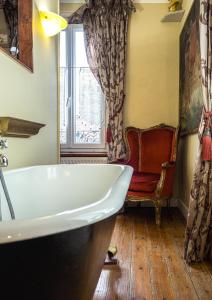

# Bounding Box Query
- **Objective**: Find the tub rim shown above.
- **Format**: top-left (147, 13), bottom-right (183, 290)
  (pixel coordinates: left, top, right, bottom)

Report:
top-left (0, 164), bottom-right (133, 244)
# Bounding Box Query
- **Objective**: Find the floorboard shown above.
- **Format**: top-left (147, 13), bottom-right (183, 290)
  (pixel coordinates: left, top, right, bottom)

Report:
top-left (93, 208), bottom-right (212, 300)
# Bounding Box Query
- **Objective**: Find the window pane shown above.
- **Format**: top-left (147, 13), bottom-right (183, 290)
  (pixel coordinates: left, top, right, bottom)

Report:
top-left (60, 31), bottom-right (67, 68)
top-left (74, 67), bottom-right (104, 144)
top-left (75, 31), bottom-right (89, 68)
top-left (73, 29), bottom-right (104, 145)
top-left (60, 31), bottom-right (68, 144)
top-left (60, 25), bottom-right (105, 150)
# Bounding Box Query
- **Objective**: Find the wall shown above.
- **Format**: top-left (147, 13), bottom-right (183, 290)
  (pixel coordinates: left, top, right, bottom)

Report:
top-left (0, 0), bottom-right (58, 170)
top-left (177, 0), bottom-right (198, 216)
top-left (125, 3), bottom-right (179, 128)
top-left (61, 2), bottom-right (179, 128)
top-left (60, 2), bottom-right (80, 14)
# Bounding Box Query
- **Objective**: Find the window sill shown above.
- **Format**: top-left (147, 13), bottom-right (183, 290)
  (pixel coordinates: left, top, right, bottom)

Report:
top-left (60, 152), bottom-right (108, 158)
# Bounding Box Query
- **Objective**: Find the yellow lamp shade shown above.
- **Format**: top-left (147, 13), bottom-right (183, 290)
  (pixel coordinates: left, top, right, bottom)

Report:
top-left (39, 11), bottom-right (68, 37)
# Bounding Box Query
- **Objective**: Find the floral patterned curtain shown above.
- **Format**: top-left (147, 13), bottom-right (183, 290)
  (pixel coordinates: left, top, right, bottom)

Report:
top-left (69, 0), bottom-right (135, 161)
top-left (184, 0), bottom-right (212, 263)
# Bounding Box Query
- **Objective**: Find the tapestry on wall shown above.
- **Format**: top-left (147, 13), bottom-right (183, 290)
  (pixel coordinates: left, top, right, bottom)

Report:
top-left (179, 0), bottom-right (203, 136)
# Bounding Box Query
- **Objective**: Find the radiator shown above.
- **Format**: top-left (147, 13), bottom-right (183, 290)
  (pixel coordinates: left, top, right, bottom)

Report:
top-left (60, 157), bottom-right (108, 164)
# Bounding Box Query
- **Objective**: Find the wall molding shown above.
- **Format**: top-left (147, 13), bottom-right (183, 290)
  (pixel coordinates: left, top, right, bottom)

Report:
top-left (178, 198), bottom-right (188, 220)
top-left (60, 0), bottom-right (169, 3)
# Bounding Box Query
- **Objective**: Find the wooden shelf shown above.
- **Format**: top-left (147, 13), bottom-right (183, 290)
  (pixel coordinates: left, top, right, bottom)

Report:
top-left (0, 117), bottom-right (45, 138)
top-left (161, 10), bottom-right (185, 22)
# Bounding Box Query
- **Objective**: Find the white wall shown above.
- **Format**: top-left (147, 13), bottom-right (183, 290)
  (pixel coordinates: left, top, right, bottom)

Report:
top-left (0, 0), bottom-right (59, 170)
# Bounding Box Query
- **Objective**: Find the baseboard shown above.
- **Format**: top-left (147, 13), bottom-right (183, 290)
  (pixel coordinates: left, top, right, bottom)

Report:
top-left (127, 198), bottom-right (188, 220)
top-left (127, 198), bottom-right (178, 208)
top-left (178, 198), bottom-right (188, 220)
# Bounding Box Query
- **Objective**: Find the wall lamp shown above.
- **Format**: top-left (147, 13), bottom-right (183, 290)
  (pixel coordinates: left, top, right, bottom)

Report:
top-left (39, 11), bottom-right (68, 37)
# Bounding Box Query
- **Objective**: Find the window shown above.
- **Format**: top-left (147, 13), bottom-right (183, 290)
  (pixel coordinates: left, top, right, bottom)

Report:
top-left (60, 24), bottom-right (106, 152)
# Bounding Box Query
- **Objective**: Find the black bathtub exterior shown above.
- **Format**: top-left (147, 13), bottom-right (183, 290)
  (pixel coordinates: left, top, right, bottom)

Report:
top-left (0, 215), bottom-right (116, 300)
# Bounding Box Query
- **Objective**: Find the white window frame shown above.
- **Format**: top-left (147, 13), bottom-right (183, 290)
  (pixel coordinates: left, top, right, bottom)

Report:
top-left (60, 24), bottom-right (106, 153)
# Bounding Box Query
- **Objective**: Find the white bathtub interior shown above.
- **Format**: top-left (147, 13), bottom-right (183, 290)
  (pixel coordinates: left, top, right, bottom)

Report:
top-left (0, 164), bottom-right (126, 221)
top-left (0, 164), bottom-right (133, 244)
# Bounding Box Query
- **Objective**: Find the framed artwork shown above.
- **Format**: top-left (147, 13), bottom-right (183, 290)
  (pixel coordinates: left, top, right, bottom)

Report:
top-left (179, 0), bottom-right (203, 136)
top-left (0, 0), bottom-right (33, 71)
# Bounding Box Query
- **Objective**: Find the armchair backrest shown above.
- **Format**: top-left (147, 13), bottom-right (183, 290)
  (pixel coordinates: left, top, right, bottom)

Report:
top-left (124, 124), bottom-right (178, 174)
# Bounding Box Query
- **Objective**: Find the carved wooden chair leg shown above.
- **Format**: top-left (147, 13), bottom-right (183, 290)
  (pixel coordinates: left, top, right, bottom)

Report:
top-left (167, 198), bottom-right (170, 209)
top-left (154, 199), bottom-right (162, 227)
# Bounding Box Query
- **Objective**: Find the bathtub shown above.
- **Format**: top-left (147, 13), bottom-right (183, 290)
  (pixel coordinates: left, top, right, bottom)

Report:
top-left (0, 164), bottom-right (132, 300)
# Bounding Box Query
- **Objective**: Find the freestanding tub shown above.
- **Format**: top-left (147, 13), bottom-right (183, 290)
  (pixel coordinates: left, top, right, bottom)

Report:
top-left (0, 164), bottom-right (132, 300)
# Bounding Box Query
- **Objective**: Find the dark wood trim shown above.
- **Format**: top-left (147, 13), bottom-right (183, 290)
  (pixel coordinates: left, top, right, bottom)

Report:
top-left (0, 0), bottom-right (33, 72)
top-left (0, 46), bottom-right (33, 72)
top-left (61, 152), bottom-right (108, 158)
top-left (18, 0), bottom-right (33, 72)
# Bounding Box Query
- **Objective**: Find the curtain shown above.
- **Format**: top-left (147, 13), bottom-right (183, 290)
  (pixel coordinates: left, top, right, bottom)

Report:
top-left (69, 0), bottom-right (135, 161)
top-left (184, 0), bottom-right (212, 263)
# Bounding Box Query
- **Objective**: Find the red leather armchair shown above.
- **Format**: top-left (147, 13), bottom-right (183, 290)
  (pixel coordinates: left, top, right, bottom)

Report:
top-left (116, 124), bottom-right (178, 226)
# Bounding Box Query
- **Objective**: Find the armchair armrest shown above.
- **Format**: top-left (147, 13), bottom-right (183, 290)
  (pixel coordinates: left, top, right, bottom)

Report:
top-left (161, 161), bottom-right (175, 169)
top-left (155, 161), bottom-right (176, 198)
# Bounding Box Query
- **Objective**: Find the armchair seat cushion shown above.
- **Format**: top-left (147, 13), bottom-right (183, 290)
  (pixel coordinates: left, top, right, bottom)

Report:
top-left (129, 172), bottom-right (160, 193)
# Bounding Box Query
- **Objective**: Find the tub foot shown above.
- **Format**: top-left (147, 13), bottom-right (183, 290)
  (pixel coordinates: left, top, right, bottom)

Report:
top-left (108, 245), bottom-right (117, 257)
top-left (104, 245), bottom-right (118, 265)
top-left (104, 255), bottom-right (118, 265)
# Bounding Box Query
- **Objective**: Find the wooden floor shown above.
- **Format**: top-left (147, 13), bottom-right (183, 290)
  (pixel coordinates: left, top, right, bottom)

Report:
top-left (93, 208), bottom-right (212, 300)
